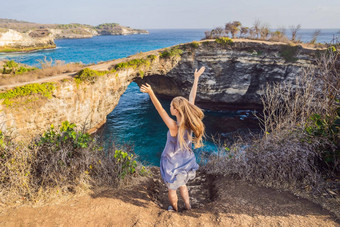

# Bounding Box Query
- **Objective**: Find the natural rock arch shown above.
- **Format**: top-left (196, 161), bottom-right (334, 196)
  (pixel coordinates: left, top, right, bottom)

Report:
top-left (0, 40), bottom-right (318, 140)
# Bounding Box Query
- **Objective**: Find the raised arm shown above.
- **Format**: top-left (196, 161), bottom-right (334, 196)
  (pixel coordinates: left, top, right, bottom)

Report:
top-left (140, 83), bottom-right (177, 132)
top-left (189, 66), bottom-right (205, 104)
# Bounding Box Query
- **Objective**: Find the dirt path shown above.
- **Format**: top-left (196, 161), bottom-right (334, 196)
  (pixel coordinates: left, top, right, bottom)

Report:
top-left (0, 168), bottom-right (338, 226)
top-left (0, 49), bottom-right (159, 91)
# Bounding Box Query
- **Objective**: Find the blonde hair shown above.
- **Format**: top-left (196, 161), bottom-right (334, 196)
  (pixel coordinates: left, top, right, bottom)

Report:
top-left (171, 96), bottom-right (205, 150)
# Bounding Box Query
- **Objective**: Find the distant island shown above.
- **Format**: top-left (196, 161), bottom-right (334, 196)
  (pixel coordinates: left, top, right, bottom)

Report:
top-left (0, 18), bottom-right (148, 52)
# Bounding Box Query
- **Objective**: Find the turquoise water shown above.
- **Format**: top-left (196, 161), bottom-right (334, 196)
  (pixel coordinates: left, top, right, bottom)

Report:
top-left (1, 28), bottom-right (338, 166)
top-left (101, 82), bottom-right (260, 166)
top-left (0, 29), bottom-right (209, 66)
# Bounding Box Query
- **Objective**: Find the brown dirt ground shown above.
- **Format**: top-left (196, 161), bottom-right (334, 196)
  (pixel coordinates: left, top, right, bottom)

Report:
top-left (0, 168), bottom-right (339, 227)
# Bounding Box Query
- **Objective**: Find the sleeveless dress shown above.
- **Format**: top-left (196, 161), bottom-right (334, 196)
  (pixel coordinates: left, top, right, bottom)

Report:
top-left (160, 128), bottom-right (199, 190)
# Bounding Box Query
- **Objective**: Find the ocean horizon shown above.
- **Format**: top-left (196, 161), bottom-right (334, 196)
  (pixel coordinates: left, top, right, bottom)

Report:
top-left (0, 28), bottom-right (339, 67)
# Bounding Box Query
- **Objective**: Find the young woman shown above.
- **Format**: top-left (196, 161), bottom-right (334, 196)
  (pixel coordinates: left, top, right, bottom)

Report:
top-left (140, 66), bottom-right (206, 211)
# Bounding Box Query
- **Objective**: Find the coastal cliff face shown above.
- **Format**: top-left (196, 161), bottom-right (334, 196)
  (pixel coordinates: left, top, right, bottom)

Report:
top-left (49, 25), bottom-right (148, 39)
top-left (0, 72), bottom-right (131, 140)
top-left (0, 29), bottom-right (55, 51)
top-left (0, 19), bottom-right (148, 51)
top-left (49, 28), bottom-right (98, 39)
top-left (135, 41), bottom-right (317, 109)
top-left (0, 39), bottom-right (319, 139)
top-left (0, 54), bottom-right (180, 140)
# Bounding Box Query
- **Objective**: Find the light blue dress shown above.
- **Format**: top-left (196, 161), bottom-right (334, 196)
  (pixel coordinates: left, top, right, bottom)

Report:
top-left (160, 128), bottom-right (199, 190)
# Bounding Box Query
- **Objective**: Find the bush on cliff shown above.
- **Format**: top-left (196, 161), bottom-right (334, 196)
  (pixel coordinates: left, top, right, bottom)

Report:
top-left (189, 41), bottom-right (200, 49)
top-left (114, 59), bottom-right (149, 70)
top-left (0, 82), bottom-right (56, 107)
top-left (74, 68), bottom-right (109, 85)
top-left (113, 55), bottom-right (156, 71)
top-left (215, 37), bottom-right (234, 47)
top-left (0, 121), bottom-right (149, 204)
top-left (160, 47), bottom-right (183, 59)
top-left (279, 44), bottom-right (299, 62)
top-left (2, 60), bottom-right (37, 75)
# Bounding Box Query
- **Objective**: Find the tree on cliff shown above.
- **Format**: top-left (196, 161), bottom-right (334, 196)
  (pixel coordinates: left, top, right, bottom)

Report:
top-left (225, 21), bottom-right (241, 38)
top-left (240, 27), bottom-right (249, 38)
top-left (290, 24), bottom-right (301, 42)
top-left (259, 24), bottom-right (270, 40)
top-left (213, 27), bottom-right (224, 38)
top-left (253, 19), bottom-right (261, 38)
top-left (205, 27), bottom-right (224, 39)
top-left (248, 28), bottom-right (256, 39)
top-left (309, 29), bottom-right (321, 44)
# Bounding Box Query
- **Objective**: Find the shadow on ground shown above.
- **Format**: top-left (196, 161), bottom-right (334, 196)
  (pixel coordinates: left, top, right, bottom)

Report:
top-left (90, 167), bottom-right (339, 222)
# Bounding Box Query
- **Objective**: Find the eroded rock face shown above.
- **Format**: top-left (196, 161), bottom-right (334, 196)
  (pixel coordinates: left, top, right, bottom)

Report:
top-left (0, 20), bottom-right (148, 51)
top-left (0, 54), bottom-right (181, 140)
top-left (0, 70), bottom-right (134, 140)
top-left (0, 40), bottom-right (319, 140)
top-left (135, 41), bottom-right (316, 110)
top-left (0, 29), bottom-right (55, 49)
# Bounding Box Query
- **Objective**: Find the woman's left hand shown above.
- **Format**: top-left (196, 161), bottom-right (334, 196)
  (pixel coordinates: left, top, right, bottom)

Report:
top-left (140, 83), bottom-right (153, 94)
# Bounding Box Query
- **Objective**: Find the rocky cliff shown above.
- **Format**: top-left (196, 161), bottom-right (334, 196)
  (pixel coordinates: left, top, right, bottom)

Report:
top-left (49, 23), bottom-right (148, 39)
top-left (0, 19), bottom-right (148, 52)
top-left (0, 52), bottom-right (180, 140)
top-left (135, 40), bottom-right (318, 109)
top-left (0, 39), bottom-right (320, 140)
top-left (0, 28), bottom-right (56, 52)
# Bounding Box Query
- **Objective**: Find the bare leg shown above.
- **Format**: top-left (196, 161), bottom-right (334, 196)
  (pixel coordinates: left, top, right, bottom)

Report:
top-left (168, 189), bottom-right (178, 211)
top-left (179, 185), bottom-right (191, 210)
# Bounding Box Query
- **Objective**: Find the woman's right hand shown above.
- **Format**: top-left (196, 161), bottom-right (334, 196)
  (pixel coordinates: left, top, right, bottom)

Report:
top-left (194, 66), bottom-right (205, 79)
top-left (140, 83), bottom-right (153, 94)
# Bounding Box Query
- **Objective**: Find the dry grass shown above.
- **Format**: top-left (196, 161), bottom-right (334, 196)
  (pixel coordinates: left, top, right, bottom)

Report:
top-left (0, 58), bottom-right (83, 86)
top-left (204, 49), bottom-right (340, 217)
top-left (206, 129), bottom-right (329, 189)
top-left (0, 122), bottom-right (150, 206)
top-left (259, 49), bottom-right (339, 134)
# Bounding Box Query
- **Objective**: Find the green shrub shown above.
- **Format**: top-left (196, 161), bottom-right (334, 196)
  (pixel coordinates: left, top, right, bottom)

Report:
top-left (0, 122), bottom-right (142, 204)
top-left (39, 121), bottom-right (92, 149)
top-left (95, 23), bottom-right (120, 29)
top-left (215, 37), bottom-right (234, 46)
top-left (2, 60), bottom-right (37, 74)
top-left (16, 66), bottom-right (37, 75)
top-left (114, 150), bottom-right (138, 178)
top-left (139, 166), bottom-right (150, 176)
top-left (160, 47), bottom-right (183, 58)
top-left (139, 70), bottom-right (145, 79)
top-left (75, 68), bottom-right (108, 84)
top-left (28, 121), bottom-right (149, 191)
top-left (305, 109), bottom-right (340, 167)
top-left (147, 54), bottom-right (157, 61)
top-left (328, 46), bottom-right (337, 52)
top-left (0, 82), bottom-right (55, 107)
top-left (2, 60), bottom-right (18, 74)
top-left (114, 62), bottom-right (128, 70)
top-left (190, 41), bottom-right (200, 48)
top-left (113, 58), bottom-right (152, 70)
top-left (279, 45), bottom-right (299, 62)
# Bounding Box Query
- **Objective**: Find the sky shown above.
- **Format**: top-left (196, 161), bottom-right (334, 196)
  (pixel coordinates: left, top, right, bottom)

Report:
top-left (1, 0), bottom-right (340, 29)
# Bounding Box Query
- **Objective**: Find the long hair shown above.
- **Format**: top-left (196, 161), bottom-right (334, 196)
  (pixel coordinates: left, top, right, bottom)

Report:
top-left (171, 96), bottom-right (205, 150)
